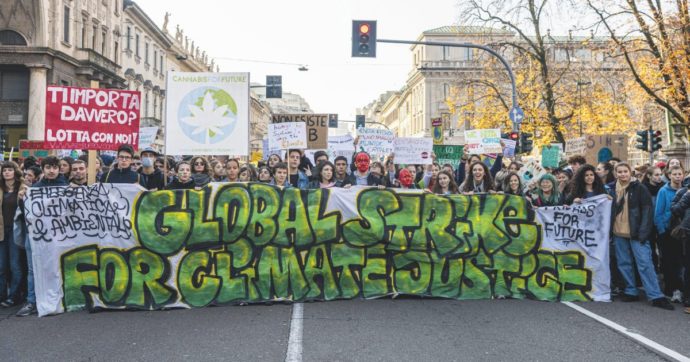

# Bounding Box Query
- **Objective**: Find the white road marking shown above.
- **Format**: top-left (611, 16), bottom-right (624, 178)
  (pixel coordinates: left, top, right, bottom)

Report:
top-left (562, 302), bottom-right (690, 362)
top-left (285, 303), bottom-right (304, 362)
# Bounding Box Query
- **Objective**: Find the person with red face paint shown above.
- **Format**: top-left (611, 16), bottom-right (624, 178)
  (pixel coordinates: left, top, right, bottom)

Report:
top-left (345, 152), bottom-right (383, 187)
top-left (397, 168), bottom-right (417, 190)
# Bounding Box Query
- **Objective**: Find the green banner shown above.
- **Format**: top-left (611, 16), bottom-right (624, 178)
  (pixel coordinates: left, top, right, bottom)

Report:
top-left (433, 145), bottom-right (464, 168)
top-left (26, 184), bottom-right (594, 315)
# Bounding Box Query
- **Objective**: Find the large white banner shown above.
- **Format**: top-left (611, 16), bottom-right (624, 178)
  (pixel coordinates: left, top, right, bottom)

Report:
top-left (393, 137), bottom-right (433, 165)
top-left (165, 72), bottom-right (249, 155)
top-left (536, 194), bottom-right (612, 302)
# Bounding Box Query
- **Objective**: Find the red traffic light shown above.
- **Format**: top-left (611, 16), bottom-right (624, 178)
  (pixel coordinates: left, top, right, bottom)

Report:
top-left (509, 132), bottom-right (519, 140)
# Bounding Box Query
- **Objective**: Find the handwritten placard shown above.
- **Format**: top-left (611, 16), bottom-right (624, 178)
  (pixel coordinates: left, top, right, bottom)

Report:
top-left (502, 139), bottom-right (517, 157)
top-left (433, 145), bottom-right (464, 168)
top-left (394, 137), bottom-right (433, 165)
top-left (464, 129), bottom-right (502, 154)
top-left (268, 122), bottom-right (307, 150)
top-left (357, 128), bottom-right (394, 156)
top-left (541, 145), bottom-right (560, 168)
top-left (566, 137), bottom-right (587, 155)
top-left (328, 134), bottom-right (355, 161)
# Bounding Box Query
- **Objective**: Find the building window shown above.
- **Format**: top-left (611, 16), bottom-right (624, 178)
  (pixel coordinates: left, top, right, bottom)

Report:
top-left (92, 25), bottom-right (97, 49)
top-left (153, 50), bottom-right (158, 69)
top-left (442, 46), bottom-right (449, 61)
top-left (144, 93), bottom-right (149, 117)
top-left (0, 69), bottom-right (30, 100)
top-left (135, 33), bottom-right (140, 57)
top-left (145, 42), bottom-right (149, 64)
top-left (81, 19), bottom-right (87, 48)
top-left (126, 26), bottom-right (131, 50)
top-left (160, 54), bottom-right (164, 72)
top-left (0, 30), bottom-right (27, 46)
top-left (114, 40), bottom-right (119, 63)
top-left (101, 29), bottom-right (107, 54)
top-left (153, 96), bottom-right (157, 118)
top-left (63, 6), bottom-right (71, 43)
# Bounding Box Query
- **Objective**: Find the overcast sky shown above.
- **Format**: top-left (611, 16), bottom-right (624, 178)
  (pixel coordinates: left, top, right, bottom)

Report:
top-left (138, 0), bottom-right (581, 120)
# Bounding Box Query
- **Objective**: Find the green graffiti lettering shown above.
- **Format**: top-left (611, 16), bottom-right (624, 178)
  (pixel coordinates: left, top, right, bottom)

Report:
top-left (303, 244), bottom-right (340, 300)
top-left (135, 190), bottom-right (191, 255)
top-left (178, 250), bottom-right (221, 307)
top-left (362, 245), bottom-right (389, 298)
top-left (99, 249), bottom-right (130, 304)
top-left (247, 184), bottom-right (280, 246)
top-left (343, 189), bottom-right (398, 247)
top-left (385, 195), bottom-right (422, 252)
top-left (429, 253), bottom-right (463, 299)
top-left (556, 252), bottom-right (592, 301)
top-left (126, 248), bottom-right (175, 308)
top-left (61, 245), bottom-right (99, 311)
top-left (213, 184), bottom-right (251, 243)
top-left (460, 257), bottom-right (492, 299)
top-left (275, 188), bottom-right (313, 248)
top-left (528, 252), bottom-right (562, 300)
top-left (330, 243), bottom-right (364, 298)
top-left (393, 251), bottom-right (431, 295)
top-left (307, 189), bottom-right (341, 245)
top-left (416, 195), bottom-right (468, 256)
top-left (185, 190), bottom-right (221, 248)
top-left (255, 246), bottom-right (309, 300)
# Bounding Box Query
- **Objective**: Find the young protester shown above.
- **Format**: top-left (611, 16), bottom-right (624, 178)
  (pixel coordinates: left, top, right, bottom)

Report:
top-left (346, 152), bottom-right (383, 187)
top-left (309, 161), bottom-right (345, 189)
top-left (271, 162), bottom-right (290, 188)
top-left (553, 168), bottom-right (573, 195)
top-left (567, 164), bottom-right (607, 204)
top-left (567, 155), bottom-right (586, 175)
top-left (210, 159), bottom-right (226, 182)
top-left (670, 182), bottom-right (690, 311)
top-left (596, 162), bottom-right (615, 185)
top-left (508, 161), bottom-right (521, 173)
top-left (69, 160), bottom-right (88, 186)
top-left (16, 156), bottom-right (68, 317)
top-left (138, 147), bottom-right (165, 191)
top-left (190, 156), bottom-right (212, 188)
top-left (442, 163), bottom-right (454, 175)
top-left (257, 166), bottom-right (273, 183)
top-left (529, 174), bottom-right (564, 207)
top-left (225, 158), bottom-right (240, 182)
top-left (165, 161), bottom-right (195, 190)
top-left (654, 165), bottom-right (685, 302)
top-left (643, 166), bottom-right (665, 202)
top-left (501, 172), bottom-right (524, 196)
top-left (0, 161), bottom-right (27, 308)
top-left (455, 144), bottom-right (507, 186)
top-left (431, 170), bottom-right (459, 195)
top-left (333, 156), bottom-right (351, 186)
top-left (23, 166), bottom-right (41, 186)
top-left (287, 149), bottom-right (309, 189)
top-left (424, 162), bottom-right (441, 190)
top-left (459, 161), bottom-right (495, 195)
top-left (397, 168), bottom-right (418, 190)
top-left (313, 151), bottom-right (329, 166)
top-left (59, 157), bottom-right (73, 179)
top-left (267, 154), bottom-right (282, 171)
top-left (238, 165), bottom-right (257, 182)
top-left (100, 145), bottom-right (144, 186)
top-left (609, 163), bottom-right (673, 310)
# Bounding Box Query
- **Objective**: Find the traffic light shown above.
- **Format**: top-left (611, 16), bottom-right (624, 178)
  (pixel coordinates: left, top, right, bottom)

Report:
top-left (635, 130), bottom-right (649, 151)
top-left (651, 130), bottom-right (662, 151)
top-left (266, 75), bottom-right (282, 99)
top-left (356, 115), bottom-right (365, 129)
top-left (352, 20), bottom-right (377, 57)
top-left (520, 132), bottom-right (533, 154)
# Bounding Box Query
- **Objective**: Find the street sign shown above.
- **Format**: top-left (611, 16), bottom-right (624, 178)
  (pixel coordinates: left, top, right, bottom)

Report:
top-left (266, 75), bottom-right (282, 98)
top-left (509, 105), bottom-right (524, 125)
top-left (328, 114), bottom-right (338, 128)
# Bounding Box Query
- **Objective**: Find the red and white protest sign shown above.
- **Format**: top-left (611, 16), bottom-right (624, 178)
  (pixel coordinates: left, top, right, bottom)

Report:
top-left (45, 86), bottom-right (141, 150)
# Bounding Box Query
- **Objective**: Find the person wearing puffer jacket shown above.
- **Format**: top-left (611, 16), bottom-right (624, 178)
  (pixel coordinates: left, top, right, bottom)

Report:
top-left (654, 165), bottom-right (685, 302)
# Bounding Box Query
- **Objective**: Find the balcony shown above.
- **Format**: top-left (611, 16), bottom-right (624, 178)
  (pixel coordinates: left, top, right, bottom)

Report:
top-left (410, 60), bottom-right (483, 77)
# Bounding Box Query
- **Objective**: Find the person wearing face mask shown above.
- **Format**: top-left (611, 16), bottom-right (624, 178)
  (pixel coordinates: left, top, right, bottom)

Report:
top-left (346, 152), bottom-right (383, 187)
top-left (609, 163), bottom-right (673, 310)
top-left (137, 147), bottom-right (165, 191)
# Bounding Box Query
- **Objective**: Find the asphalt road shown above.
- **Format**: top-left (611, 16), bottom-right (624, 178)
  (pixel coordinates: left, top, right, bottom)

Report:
top-left (1, 297), bottom-right (688, 361)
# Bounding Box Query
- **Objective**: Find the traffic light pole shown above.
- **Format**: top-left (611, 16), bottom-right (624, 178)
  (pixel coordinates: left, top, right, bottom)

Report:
top-left (339, 120), bottom-right (391, 130)
top-left (376, 38), bottom-right (519, 131)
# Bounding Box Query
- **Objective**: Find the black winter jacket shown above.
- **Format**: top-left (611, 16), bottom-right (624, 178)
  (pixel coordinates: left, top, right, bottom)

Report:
top-left (345, 172), bottom-right (383, 187)
top-left (607, 180), bottom-right (654, 241)
top-left (671, 187), bottom-right (690, 233)
top-left (101, 167), bottom-right (145, 186)
top-left (138, 168), bottom-right (165, 191)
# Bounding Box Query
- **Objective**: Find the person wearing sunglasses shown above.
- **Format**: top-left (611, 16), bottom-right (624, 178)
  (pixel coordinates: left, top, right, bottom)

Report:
top-left (100, 144), bottom-right (145, 186)
top-left (190, 156), bottom-right (211, 188)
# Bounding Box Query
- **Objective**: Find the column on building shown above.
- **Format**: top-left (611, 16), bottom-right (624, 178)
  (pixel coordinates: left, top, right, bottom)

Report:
top-left (27, 64), bottom-right (49, 141)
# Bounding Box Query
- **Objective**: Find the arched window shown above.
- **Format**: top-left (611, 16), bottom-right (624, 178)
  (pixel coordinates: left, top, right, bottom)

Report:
top-left (0, 30), bottom-right (28, 46)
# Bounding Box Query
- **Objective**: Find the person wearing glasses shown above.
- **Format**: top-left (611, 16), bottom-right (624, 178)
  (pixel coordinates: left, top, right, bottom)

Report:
top-left (99, 144), bottom-right (145, 186)
top-left (190, 156), bottom-right (212, 188)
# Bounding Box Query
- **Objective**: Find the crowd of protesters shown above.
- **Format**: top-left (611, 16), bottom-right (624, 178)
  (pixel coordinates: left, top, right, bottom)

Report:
top-left (1, 141), bottom-right (690, 316)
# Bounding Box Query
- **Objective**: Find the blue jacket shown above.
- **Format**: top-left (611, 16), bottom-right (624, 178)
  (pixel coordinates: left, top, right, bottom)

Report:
top-left (654, 182), bottom-right (680, 234)
top-left (289, 170), bottom-right (309, 189)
